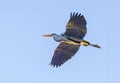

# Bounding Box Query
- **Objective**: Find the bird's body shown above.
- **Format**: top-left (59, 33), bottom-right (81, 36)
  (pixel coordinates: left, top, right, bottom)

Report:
top-left (49, 33), bottom-right (98, 47)
top-left (43, 12), bottom-right (101, 67)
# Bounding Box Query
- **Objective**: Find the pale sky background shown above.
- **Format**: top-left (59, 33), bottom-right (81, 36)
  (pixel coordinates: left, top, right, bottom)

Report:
top-left (0, 0), bottom-right (120, 83)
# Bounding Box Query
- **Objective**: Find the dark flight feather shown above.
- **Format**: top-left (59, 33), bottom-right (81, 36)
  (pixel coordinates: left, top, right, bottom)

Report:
top-left (50, 42), bottom-right (80, 67)
top-left (65, 12), bottom-right (87, 39)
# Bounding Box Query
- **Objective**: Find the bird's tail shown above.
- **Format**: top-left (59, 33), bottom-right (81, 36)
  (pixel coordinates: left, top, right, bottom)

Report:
top-left (90, 44), bottom-right (101, 48)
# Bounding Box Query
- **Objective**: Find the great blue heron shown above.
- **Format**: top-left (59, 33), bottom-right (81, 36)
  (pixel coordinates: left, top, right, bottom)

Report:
top-left (43, 12), bottom-right (101, 67)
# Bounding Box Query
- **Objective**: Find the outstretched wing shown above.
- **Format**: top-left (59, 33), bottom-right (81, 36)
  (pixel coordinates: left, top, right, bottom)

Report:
top-left (50, 42), bottom-right (80, 67)
top-left (65, 12), bottom-right (87, 39)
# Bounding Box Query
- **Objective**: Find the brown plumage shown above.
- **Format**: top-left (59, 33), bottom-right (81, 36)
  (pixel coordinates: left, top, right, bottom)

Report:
top-left (65, 12), bottom-right (87, 39)
top-left (50, 42), bottom-right (80, 67)
top-left (43, 12), bottom-right (101, 67)
top-left (50, 13), bottom-right (88, 67)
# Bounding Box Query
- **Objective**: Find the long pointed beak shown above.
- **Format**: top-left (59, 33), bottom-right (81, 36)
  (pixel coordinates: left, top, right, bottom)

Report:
top-left (42, 34), bottom-right (53, 37)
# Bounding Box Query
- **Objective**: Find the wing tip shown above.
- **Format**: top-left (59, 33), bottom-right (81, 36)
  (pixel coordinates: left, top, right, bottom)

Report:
top-left (50, 56), bottom-right (66, 68)
top-left (69, 12), bottom-right (86, 25)
top-left (70, 12), bottom-right (82, 18)
top-left (49, 63), bottom-right (61, 68)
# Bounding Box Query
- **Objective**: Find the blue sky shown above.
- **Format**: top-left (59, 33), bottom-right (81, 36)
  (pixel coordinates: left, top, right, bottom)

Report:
top-left (0, 0), bottom-right (120, 83)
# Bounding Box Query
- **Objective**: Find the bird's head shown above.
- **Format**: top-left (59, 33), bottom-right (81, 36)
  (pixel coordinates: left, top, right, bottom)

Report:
top-left (42, 33), bottom-right (57, 37)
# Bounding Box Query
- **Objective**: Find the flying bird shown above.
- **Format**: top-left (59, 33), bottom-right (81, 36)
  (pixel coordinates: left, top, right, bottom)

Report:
top-left (43, 12), bottom-right (101, 67)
